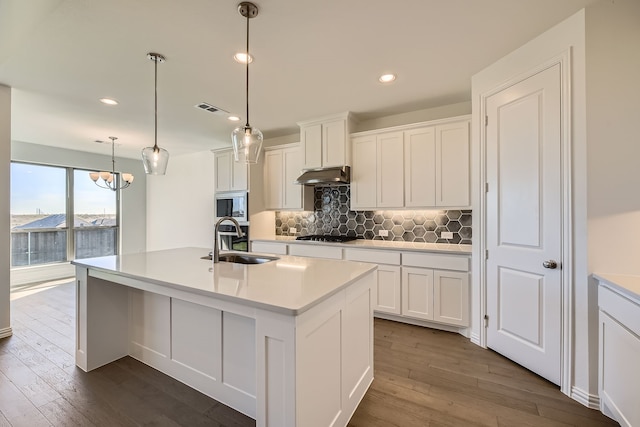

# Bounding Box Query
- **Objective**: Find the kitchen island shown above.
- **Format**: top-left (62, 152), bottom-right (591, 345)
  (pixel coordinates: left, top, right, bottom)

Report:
top-left (72, 247), bottom-right (376, 427)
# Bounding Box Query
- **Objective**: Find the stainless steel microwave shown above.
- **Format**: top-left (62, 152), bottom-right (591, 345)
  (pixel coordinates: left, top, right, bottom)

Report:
top-left (215, 191), bottom-right (248, 224)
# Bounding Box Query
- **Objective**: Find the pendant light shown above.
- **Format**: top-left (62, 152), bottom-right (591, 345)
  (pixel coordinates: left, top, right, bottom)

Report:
top-left (231, 2), bottom-right (263, 164)
top-left (89, 136), bottom-right (134, 190)
top-left (142, 52), bottom-right (170, 175)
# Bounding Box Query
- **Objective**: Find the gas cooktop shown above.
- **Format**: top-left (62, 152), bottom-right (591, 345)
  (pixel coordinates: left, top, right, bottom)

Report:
top-left (295, 234), bottom-right (358, 243)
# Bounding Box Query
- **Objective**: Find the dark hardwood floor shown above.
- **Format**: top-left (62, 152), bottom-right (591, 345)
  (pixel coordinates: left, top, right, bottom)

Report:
top-left (1, 280), bottom-right (618, 426)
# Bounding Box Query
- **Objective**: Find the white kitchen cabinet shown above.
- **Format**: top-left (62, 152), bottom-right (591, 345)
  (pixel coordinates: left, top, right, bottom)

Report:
top-left (402, 252), bottom-right (470, 327)
top-left (402, 267), bottom-right (434, 321)
top-left (263, 144), bottom-right (313, 210)
top-left (298, 112), bottom-right (353, 169)
top-left (250, 240), bottom-right (471, 330)
top-left (214, 149), bottom-right (248, 192)
top-left (350, 131), bottom-right (404, 210)
top-left (404, 119), bottom-right (470, 208)
top-left (435, 120), bottom-right (470, 207)
top-left (433, 270), bottom-right (469, 326)
top-left (350, 135), bottom-right (377, 208)
top-left (345, 248), bottom-right (401, 315)
top-left (351, 115), bottom-right (471, 209)
top-left (596, 275), bottom-right (640, 427)
top-left (404, 127), bottom-right (436, 207)
top-left (251, 241), bottom-right (288, 255)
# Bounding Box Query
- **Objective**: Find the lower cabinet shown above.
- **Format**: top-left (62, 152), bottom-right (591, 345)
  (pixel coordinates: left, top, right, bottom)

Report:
top-left (597, 277), bottom-right (640, 427)
top-left (401, 267), bottom-right (469, 326)
top-left (374, 265), bottom-right (402, 315)
top-left (252, 241), bottom-right (470, 329)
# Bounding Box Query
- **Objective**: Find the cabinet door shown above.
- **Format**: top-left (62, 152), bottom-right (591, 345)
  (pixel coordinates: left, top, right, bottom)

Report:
top-left (231, 157), bottom-right (248, 191)
top-left (433, 270), bottom-right (469, 326)
top-left (435, 121), bottom-right (470, 207)
top-left (282, 147), bottom-right (302, 209)
top-left (375, 265), bottom-right (401, 315)
top-left (214, 151), bottom-right (231, 192)
top-left (377, 132), bottom-right (404, 208)
top-left (404, 127), bottom-right (436, 207)
top-left (301, 124), bottom-right (322, 169)
top-left (401, 267), bottom-right (434, 321)
top-left (251, 241), bottom-right (288, 255)
top-left (263, 150), bottom-right (283, 209)
top-left (322, 119), bottom-right (348, 167)
top-left (350, 135), bottom-right (377, 209)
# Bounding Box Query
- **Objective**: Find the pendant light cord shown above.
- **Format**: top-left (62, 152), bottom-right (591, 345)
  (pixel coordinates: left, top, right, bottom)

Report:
top-left (154, 56), bottom-right (159, 150)
top-left (245, 11), bottom-right (250, 129)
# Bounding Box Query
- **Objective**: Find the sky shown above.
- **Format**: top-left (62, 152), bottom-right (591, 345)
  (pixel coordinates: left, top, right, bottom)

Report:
top-left (11, 163), bottom-right (117, 215)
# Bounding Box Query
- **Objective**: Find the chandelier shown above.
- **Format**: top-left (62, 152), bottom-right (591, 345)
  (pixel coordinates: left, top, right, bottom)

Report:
top-left (89, 136), bottom-right (134, 190)
top-left (231, 2), bottom-right (263, 164)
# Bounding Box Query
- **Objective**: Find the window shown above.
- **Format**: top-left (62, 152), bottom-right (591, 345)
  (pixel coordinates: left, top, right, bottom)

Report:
top-left (10, 162), bottom-right (120, 267)
top-left (73, 169), bottom-right (118, 259)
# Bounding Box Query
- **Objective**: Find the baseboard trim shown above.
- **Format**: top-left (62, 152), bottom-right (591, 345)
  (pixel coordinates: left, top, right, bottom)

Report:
top-left (470, 332), bottom-right (481, 346)
top-left (0, 327), bottom-right (13, 339)
top-left (571, 385), bottom-right (600, 410)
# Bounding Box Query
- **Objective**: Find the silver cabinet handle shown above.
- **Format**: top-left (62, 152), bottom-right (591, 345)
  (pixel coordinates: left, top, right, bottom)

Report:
top-left (543, 260), bottom-right (558, 269)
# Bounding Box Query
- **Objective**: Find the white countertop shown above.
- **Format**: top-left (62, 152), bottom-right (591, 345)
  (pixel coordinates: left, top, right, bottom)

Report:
top-left (252, 236), bottom-right (472, 254)
top-left (593, 273), bottom-right (640, 301)
top-left (72, 247), bottom-right (376, 316)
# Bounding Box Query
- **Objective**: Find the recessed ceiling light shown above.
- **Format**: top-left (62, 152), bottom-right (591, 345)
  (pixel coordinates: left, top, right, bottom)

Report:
top-left (228, 115), bottom-right (241, 122)
top-left (99, 98), bottom-right (119, 105)
top-left (378, 74), bottom-right (396, 83)
top-left (233, 52), bottom-right (253, 64)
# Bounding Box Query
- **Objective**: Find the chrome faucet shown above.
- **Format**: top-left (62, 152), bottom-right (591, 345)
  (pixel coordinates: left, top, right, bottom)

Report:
top-left (213, 216), bottom-right (244, 263)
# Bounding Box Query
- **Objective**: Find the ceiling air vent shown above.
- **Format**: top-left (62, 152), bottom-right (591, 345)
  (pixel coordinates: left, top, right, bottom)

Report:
top-left (195, 102), bottom-right (229, 115)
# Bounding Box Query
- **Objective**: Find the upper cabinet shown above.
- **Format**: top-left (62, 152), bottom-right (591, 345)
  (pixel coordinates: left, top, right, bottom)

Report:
top-left (263, 143), bottom-right (314, 211)
top-left (351, 116), bottom-right (470, 210)
top-left (405, 120), bottom-right (470, 207)
top-left (214, 149), bottom-right (248, 192)
top-left (298, 112), bottom-right (354, 169)
top-left (351, 131), bottom-right (404, 210)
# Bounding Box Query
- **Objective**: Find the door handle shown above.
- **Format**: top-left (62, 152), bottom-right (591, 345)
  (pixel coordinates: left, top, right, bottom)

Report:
top-left (543, 260), bottom-right (558, 269)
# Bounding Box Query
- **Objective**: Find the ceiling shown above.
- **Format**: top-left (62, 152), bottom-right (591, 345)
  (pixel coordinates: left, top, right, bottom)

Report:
top-left (0, 0), bottom-right (595, 159)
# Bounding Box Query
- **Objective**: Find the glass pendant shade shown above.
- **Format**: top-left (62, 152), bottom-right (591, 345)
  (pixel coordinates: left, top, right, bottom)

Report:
top-left (232, 125), bottom-right (263, 164)
top-left (142, 145), bottom-right (170, 175)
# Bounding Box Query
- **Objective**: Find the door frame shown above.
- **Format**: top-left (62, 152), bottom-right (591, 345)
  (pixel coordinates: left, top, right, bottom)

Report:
top-left (476, 50), bottom-right (573, 395)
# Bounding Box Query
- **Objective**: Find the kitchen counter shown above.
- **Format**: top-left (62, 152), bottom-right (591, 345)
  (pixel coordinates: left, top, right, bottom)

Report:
top-left (252, 236), bottom-right (472, 254)
top-left (593, 272), bottom-right (640, 300)
top-left (72, 247), bottom-right (375, 426)
top-left (72, 247), bottom-right (375, 315)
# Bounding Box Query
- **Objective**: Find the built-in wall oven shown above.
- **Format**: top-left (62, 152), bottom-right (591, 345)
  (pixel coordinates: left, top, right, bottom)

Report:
top-left (217, 224), bottom-right (249, 252)
top-left (215, 191), bottom-right (249, 252)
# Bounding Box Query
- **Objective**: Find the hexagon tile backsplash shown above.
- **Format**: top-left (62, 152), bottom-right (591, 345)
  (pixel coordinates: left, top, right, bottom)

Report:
top-left (275, 186), bottom-right (472, 244)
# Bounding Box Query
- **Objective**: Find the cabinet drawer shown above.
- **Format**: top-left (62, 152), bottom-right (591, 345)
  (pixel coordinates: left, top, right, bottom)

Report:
top-left (289, 244), bottom-right (343, 260)
top-left (251, 241), bottom-right (288, 255)
top-left (599, 285), bottom-right (640, 337)
top-left (402, 252), bottom-right (469, 272)
top-left (344, 248), bottom-right (400, 265)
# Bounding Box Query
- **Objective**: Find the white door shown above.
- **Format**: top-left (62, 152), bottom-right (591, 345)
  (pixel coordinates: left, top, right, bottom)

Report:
top-left (485, 63), bottom-right (562, 385)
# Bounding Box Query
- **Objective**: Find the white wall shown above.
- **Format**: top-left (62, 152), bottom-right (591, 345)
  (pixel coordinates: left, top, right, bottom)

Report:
top-left (586, 0), bottom-right (640, 274)
top-left (0, 85), bottom-right (11, 338)
top-left (584, 0), bottom-right (640, 399)
top-left (355, 101), bottom-right (471, 132)
top-left (146, 150), bottom-right (215, 251)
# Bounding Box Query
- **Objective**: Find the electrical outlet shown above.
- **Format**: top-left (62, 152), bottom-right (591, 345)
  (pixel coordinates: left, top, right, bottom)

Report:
top-left (441, 231), bottom-right (454, 239)
top-left (378, 230), bottom-right (389, 237)
top-left (290, 227), bottom-right (297, 235)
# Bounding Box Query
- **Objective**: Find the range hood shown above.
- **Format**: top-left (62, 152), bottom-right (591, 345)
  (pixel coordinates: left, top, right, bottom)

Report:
top-left (295, 166), bottom-right (350, 186)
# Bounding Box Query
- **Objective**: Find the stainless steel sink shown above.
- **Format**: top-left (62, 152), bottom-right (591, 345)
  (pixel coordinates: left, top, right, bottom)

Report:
top-left (201, 253), bottom-right (279, 264)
